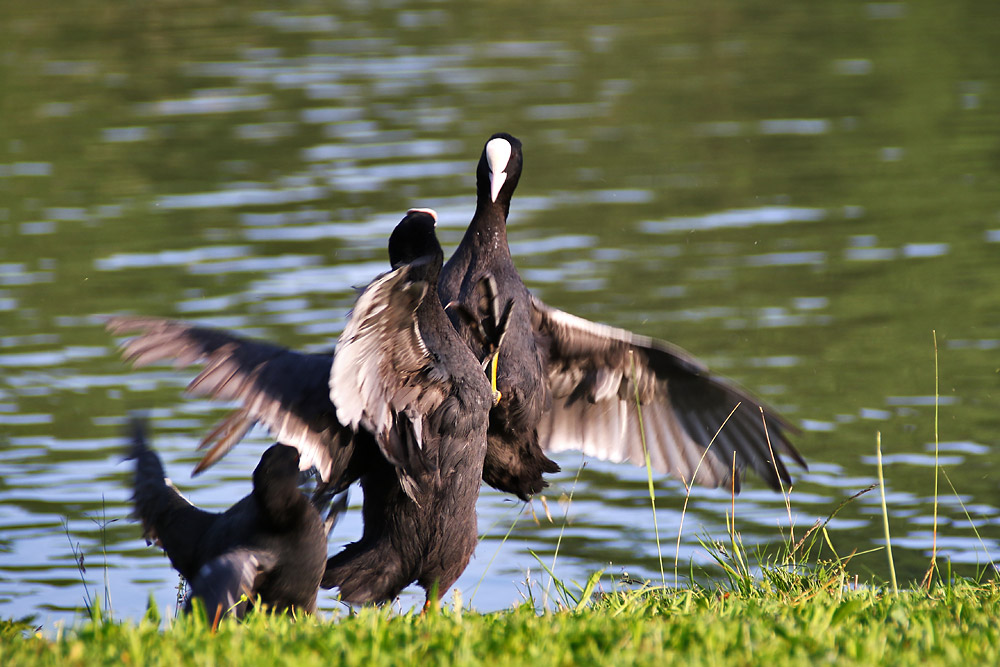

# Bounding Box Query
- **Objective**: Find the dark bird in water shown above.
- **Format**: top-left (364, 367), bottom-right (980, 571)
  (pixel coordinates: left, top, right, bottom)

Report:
top-left (126, 418), bottom-right (327, 620)
top-left (108, 135), bottom-right (804, 536)
top-left (114, 210), bottom-right (494, 606)
top-left (438, 132), bottom-right (806, 499)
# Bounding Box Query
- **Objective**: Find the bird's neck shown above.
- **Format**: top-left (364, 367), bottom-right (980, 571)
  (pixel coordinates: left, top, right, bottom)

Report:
top-left (465, 203), bottom-right (512, 261)
top-left (416, 268), bottom-right (451, 326)
top-left (254, 482), bottom-right (304, 529)
top-left (407, 252), bottom-right (443, 292)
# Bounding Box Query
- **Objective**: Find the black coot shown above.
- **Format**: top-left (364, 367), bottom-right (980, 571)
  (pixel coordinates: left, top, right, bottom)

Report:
top-left (127, 418), bottom-right (326, 619)
top-left (321, 208), bottom-right (493, 604)
top-left (437, 133), bottom-right (806, 499)
top-left (114, 210), bottom-right (493, 606)
top-left (110, 135), bottom-right (805, 522)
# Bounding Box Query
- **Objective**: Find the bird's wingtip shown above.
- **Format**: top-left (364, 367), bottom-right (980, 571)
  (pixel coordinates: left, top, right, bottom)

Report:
top-left (124, 412), bottom-right (151, 461)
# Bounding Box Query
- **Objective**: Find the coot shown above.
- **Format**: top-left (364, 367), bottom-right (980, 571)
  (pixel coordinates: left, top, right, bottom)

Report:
top-left (438, 133), bottom-right (806, 499)
top-left (322, 208), bottom-right (493, 604)
top-left (109, 135), bottom-right (805, 500)
top-left (115, 210), bottom-right (494, 606)
top-left (127, 418), bottom-right (326, 619)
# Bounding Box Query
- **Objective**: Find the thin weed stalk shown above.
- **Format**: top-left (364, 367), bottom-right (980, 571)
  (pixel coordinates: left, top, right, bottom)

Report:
top-left (543, 455), bottom-right (585, 608)
top-left (761, 407), bottom-right (794, 546)
top-left (88, 496), bottom-right (116, 616)
top-left (723, 452), bottom-right (750, 588)
top-left (724, 451), bottom-right (751, 587)
top-left (673, 403), bottom-right (739, 587)
top-left (629, 351), bottom-right (664, 586)
top-left (791, 483), bottom-right (877, 559)
top-left (730, 451), bottom-right (736, 547)
top-left (63, 519), bottom-right (94, 615)
top-left (940, 468), bottom-right (997, 575)
top-left (875, 431), bottom-right (898, 594)
top-left (923, 330), bottom-right (940, 589)
top-left (471, 504), bottom-right (526, 604)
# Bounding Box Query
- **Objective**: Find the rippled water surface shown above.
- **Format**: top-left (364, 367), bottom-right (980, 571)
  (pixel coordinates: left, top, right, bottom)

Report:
top-left (4, 0), bottom-right (1000, 626)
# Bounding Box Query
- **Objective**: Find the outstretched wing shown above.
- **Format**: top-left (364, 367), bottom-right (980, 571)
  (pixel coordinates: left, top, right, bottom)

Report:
top-left (126, 417), bottom-right (220, 580)
top-left (108, 317), bottom-right (352, 481)
top-left (530, 295), bottom-right (805, 492)
top-left (331, 263), bottom-right (450, 499)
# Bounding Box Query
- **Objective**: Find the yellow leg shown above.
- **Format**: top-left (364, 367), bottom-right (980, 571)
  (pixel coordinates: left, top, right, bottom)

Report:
top-left (490, 352), bottom-right (502, 404)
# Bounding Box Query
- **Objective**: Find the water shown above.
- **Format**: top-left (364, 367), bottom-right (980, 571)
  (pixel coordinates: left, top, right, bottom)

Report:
top-left (3, 0), bottom-right (1000, 626)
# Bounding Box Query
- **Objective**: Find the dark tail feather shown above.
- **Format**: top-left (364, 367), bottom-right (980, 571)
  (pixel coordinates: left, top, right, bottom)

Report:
top-left (125, 415), bottom-right (171, 539)
top-left (321, 539), bottom-right (408, 605)
top-left (125, 415), bottom-right (216, 579)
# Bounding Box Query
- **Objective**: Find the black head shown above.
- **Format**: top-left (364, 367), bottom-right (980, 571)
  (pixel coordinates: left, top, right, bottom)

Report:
top-left (388, 208), bottom-right (443, 270)
top-left (252, 444), bottom-right (306, 525)
top-left (476, 132), bottom-right (523, 210)
top-left (252, 444), bottom-right (302, 491)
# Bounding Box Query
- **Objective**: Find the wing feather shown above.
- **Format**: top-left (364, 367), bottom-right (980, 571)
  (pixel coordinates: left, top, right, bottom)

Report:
top-left (530, 295), bottom-right (804, 491)
top-left (330, 263), bottom-right (450, 497)
top-left (107, 316), bottom-right (351, 480)
top-left (188, 549), bottom-right (277, 620)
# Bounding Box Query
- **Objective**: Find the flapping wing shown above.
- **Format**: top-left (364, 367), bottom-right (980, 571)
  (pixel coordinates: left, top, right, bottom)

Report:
top-left (330, 264), bottom-right (449, 499)
top-left (187, 549), bottom-right (278, 620)
top-left (126, 417), bottom-right (219, 579)
top-left (530, 295), bottom-right (805, 492)
top-left (108, 316), bottom-right (352, 480)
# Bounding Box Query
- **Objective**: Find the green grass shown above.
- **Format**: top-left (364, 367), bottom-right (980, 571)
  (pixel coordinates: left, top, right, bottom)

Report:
top-left (8, 335), bottom-right (993, 664)
top-left (5, 577), bottom-right (1000, 666)
top-left (10, 437), bottom-right (1000, 666)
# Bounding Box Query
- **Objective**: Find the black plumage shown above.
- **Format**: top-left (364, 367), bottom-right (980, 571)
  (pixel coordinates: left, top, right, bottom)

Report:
top-left (126, 418), bottom-right (326, 619)
top-left (108, 133), bottom-right (806, 578)
top-left (323, 209), bottom-right (493, 603)
top-left (438, 132), bottom-right (806, 498)
top-left (114, 210), bottom-right (493, 606)
top-left (439, 133), bottom-right (559, 498)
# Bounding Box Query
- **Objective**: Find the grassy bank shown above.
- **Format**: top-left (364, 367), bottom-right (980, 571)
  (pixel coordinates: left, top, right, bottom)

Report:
top-left (7, 346), bottom-right (993, 664)
top-left (4, 577), bottom-right (1000, 665)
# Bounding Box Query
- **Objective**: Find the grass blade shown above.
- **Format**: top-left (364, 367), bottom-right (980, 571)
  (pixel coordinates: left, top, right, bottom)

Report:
top-left (629, 351), bottom-right (664, 586)
top-left (922, 329), bottom-right (940, 589)
top-left (471, 504), bottom-right (525, 605)
top-left (543, 456), bottom-right (585, 607)
top-left (574, 569), bottom-right (606, 612)
top-left (875, 431), bottom-right (898, 594)
top-left (674, 403), bottom-right (740, 587)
